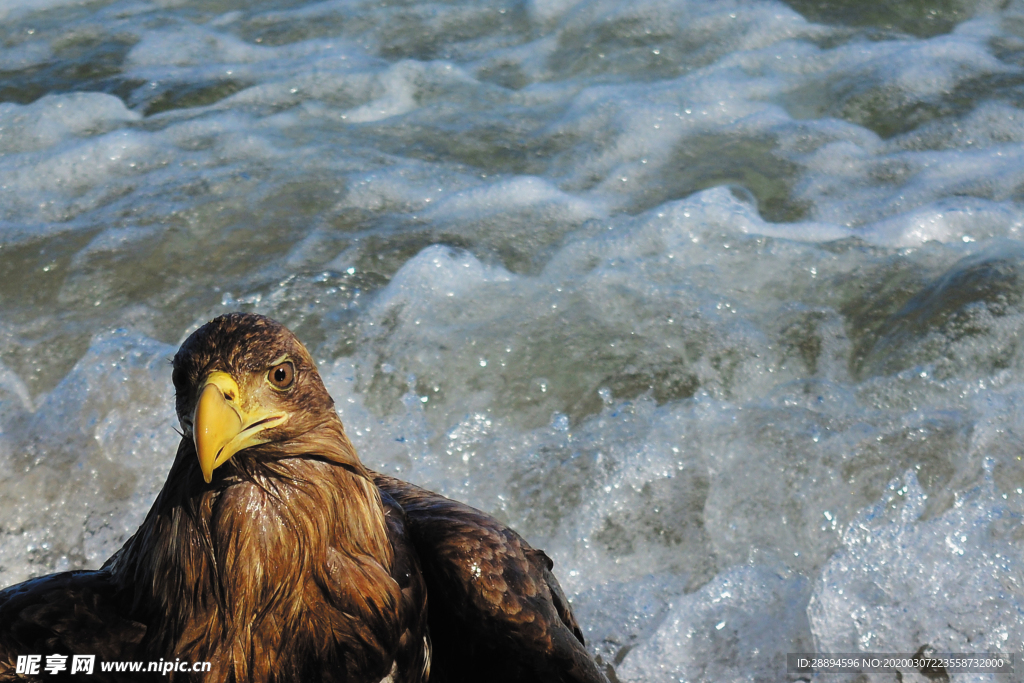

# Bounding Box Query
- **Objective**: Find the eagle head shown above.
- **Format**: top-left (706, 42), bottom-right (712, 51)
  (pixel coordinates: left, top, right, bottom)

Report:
top-left (171, 312), bottom-right (337, 483)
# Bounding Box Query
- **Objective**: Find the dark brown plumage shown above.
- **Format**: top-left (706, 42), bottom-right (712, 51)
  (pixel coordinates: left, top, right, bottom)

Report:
top-left (0, 313), bottom-right (606, 683)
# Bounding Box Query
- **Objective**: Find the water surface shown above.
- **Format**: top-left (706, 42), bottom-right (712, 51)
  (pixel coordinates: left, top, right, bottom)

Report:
top-left (1, 0), bottom-right (1023, 679)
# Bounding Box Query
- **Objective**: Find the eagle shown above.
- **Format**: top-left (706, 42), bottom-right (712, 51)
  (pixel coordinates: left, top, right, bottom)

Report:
top-left (0, 313), bottom-right (606, 683)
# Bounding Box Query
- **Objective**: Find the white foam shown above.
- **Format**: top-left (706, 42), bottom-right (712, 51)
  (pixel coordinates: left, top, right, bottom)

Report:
top-left (126, 27), bottom-right (375, 115)
top-left (857, 198), bottom-right (1024, 247)
top-left (0, 38), bottom-right (51, 71)
top-left (421, 175), bottom-right (607, 223)
top-left (617, 564), bottom-right (812, 683)
top-left (0, 330), bottom-right (176, 584)
top-left (341, 60), bottom-right (429, 123)
top-left (645, 186), bottom-right (850, 242)
top-left (819, 27), bottom-right (1009, 101)
top-left (526, 0), bottom-right (584, 25)
top-left (370, 244), bottom-right (515, 309)
top-left (0, 93), bottom-right (140, 155)
top-left (810, 466), bottom-right (1024, 660)
top-left (0, 360), bottom-right (32, 413)
top-left (127, 26), bottom-right (280, 68)
top-left (336, 162), bottom-right (483, 216)
top-left (0, 0), bottom-right (90, 21)
top-left (0, 129), bottom-right (160, 223)
top-left (899, 101), bottom-right (1024, 150)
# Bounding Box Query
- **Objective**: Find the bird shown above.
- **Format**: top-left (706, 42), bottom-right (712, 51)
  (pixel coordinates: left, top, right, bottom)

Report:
top-left (0, 312), bottom-right (606, 683)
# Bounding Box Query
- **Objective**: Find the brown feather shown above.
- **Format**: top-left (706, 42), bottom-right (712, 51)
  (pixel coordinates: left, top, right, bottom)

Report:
top-left (375, 474), bottom-right (606, 683)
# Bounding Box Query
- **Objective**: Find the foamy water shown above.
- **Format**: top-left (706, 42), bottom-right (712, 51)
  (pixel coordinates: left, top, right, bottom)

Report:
top-left (2, 0), bottom-right (1024, 679)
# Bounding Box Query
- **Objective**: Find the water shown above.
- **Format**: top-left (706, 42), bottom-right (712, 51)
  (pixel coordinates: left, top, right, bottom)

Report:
top-left (2, 0), bottom-right (1024, 679)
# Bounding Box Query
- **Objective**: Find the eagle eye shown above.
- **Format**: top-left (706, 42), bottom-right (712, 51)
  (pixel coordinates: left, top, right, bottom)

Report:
top-left (268, 361), bottom-right (295, 390)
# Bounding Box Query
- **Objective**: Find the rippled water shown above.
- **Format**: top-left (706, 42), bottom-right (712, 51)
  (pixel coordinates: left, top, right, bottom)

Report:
top-left (3, 0), bottom-right (1024, 679)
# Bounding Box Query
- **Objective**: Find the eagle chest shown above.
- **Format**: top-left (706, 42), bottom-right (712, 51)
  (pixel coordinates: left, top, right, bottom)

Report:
top-left (190, 481), bottom-right (404, 682)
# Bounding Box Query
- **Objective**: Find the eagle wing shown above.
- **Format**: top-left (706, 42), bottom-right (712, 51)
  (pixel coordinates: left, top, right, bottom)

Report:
top-left (373, 474), bottom-right (607, 683)
top-left (378, 490), bottom-right (431, 683)
top-left (0, 569), bottom-right (145, 682)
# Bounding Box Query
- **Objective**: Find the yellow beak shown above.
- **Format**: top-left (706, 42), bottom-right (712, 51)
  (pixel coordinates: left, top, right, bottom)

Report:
top-left (193, 371), bottom-right (288, 483)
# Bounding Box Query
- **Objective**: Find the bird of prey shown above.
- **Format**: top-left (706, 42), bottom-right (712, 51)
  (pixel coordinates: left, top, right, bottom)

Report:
top-left (0, 313), bottom-right (606, 683)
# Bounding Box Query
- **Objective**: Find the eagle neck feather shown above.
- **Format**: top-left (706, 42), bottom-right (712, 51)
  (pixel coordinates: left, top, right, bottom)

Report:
top-left (113, 421), bottom-right (401, 682)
